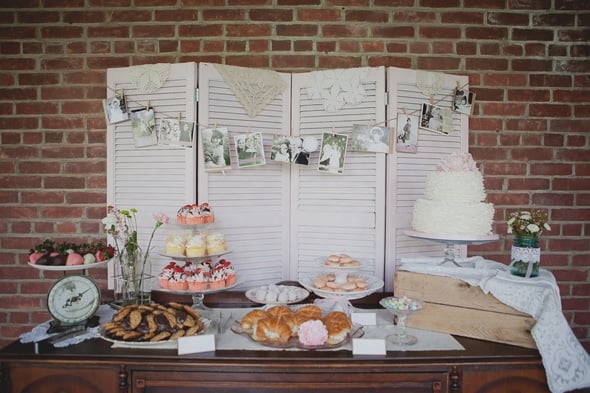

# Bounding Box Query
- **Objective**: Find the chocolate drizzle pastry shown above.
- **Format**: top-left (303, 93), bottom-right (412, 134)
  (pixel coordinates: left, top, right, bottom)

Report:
top-left (101, 302), bottom-right (204, 342)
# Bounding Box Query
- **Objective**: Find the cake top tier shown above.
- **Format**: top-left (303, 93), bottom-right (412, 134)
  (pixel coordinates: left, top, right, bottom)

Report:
top-left (436, 152), bottom-right (478, 172)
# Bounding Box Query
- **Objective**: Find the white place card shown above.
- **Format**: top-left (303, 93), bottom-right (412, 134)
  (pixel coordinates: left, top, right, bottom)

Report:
top-left (177, 334), bottom-right (215, 355)
top-left (352, 338), bottom-right (387, 355)
top-left (351, 312), bottom-right (377, 326)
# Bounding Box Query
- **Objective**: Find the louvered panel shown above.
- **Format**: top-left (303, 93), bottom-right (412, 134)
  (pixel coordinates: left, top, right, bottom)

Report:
top-left (291, 67), bottom-right (386, 282)
top-left (197, 63), bottom-right (292, 288)
top-left (106, 62), bottom-right (198, 288)
top-left (385, 67), bottom-right (469, 291)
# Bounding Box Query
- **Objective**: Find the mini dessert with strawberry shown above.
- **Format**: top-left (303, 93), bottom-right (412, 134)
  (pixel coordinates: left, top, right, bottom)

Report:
top-left (208, 267), bottom-right (226, 290)
top-left (159, 261), bottom-right (177, 289)
top-left (187, 268), bottom-right (209, 292)
top-left (176, 203), bottom-right (215, 225)
top-left (218, 259), bottom-right (236, 287)
top-left (168, 266), bottom-right (188, 291)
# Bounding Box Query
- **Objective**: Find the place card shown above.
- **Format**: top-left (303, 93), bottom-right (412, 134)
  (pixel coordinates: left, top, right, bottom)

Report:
top-left (351, 312), bottom-right (376, 326)
top-left (177, 334), bottom-right (215, 355)
top-left (352, 338), bottom-right (386, 355)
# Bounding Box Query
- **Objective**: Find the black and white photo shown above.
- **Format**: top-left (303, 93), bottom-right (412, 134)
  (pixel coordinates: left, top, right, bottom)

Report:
top-left (350, 124), bottom-right (390, 153)
top-left (452, 88), bottom-right (475, 115)
top-left (420, 103), bottom-right (446, 135)
top-left (202, 127), bottom-right (230, 170)
top-left (103, 94), bottom-right (129, 124)
top-left (158, 118), bottom-right (181, 145)
top-left (235, 132), bottom-right (265, 168)
top-left (131, 107), bottom-right (157, 147)
top-left (318, 132), bottom-right (348, 175)
top-left (395, 114), bottom-right (419, 153)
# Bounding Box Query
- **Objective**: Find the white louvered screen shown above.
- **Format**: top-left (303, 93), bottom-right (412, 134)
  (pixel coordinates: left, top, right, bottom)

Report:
top-left (385, 67), bottom-right (469, 291)
top-left (106, 62), bottom-right (198, 286)
top-left (197, 63), bottom-right (292, 288)
top-left (291, 67), bottom-right (387, 282)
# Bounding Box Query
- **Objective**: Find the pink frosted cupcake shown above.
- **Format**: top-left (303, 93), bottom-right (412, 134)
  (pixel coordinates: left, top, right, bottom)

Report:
top-left (219, 259), bottom-right (236, 287)
top-left (159, 261), bottom-right (177, 289)
top-left (168, 266), bottom-right (188, 291)
top-left (208, 268), bottom-right (226, 290)
top-left (197, 260), bottom-right (212, 277)
top-left (187, 268), bottom-right (209, 292)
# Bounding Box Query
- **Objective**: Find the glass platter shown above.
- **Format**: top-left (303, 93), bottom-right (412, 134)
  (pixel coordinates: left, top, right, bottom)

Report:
top-left (230, 321), bottom-right (364, 350)
top-left (97, 317), bottom-right (212, 349)
top-left (158, 250), bottom-right (231, 261)
top-left (27, 258), bottom-right (111, 271)
top-left (155, 279), bottom-right (239, 295)
top-left (299, 275), bottom-right (384, 300)
top-left (245, 285), bottom-right (310, 305)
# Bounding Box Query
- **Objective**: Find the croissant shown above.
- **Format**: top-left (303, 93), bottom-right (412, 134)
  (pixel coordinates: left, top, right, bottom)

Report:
top-left (295, 304), bottom-right (322, 320)
top-left (322, 311), bottom-right (352, 345)
top-left (253, 316), bottom-right (291, 344)
top-left (266, 305), bottom-right (293, 319)
top-left (240, 309), bottom-right (269, 334)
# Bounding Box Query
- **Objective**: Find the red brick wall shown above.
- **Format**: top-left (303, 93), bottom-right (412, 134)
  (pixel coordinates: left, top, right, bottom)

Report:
top-left (0, 1), bottom-right (588, 350)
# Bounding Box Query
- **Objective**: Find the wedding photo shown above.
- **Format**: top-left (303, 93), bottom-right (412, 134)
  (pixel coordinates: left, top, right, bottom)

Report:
top-left (419, 103), bottom-right (446, 135)
top-left (202, 127), bottom-right (230, 170)
top-left (350, 124), bottom-right (390, 153)
top-left (103, 94), bottom-right (129, 124)
top-left (131, 107), bottom-right (157, 147)
top-left (318, 132), bottom-right (348, 175)
top-left (235, 132), bottom-right (265, 168)
top-left (396, 114), bottom-right (419, 153)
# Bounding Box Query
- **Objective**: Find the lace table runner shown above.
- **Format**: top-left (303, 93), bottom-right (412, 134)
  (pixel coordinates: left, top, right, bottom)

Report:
top-left (399, 256), bottom-right (590, 393)
top-left (20, 306), bottom-right (463, 353)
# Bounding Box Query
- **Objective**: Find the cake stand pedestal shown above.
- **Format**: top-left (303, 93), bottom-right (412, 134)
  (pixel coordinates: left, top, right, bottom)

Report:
top-left (404, 230), bottom-right (499, 267)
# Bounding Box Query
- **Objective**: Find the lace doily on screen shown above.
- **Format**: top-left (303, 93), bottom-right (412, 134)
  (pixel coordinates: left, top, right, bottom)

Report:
top-left (305, 68), bottom-right (370, 112)
top-left (213, 64), bottom-right (288, 118)
top-left (416, 70), bottom-right (443, 98)
top-left (128, 63), bottom-right (171, 94)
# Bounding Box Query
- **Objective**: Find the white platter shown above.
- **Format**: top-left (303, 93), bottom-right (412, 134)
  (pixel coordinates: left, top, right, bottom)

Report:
top-left (403, 229), bottom-right (500, 244)
top-left (98, 317), bottom-right (211, 349)
top-left (299, 275), bottom-right (384, 300)
top-left (27, 258), bottom-right (111, 272)
top-left (245, 285), bottom-right (310, 305)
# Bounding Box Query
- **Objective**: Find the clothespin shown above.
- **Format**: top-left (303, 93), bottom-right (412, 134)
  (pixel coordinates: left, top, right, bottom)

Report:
top-left (178, 112), bottom-right (182, 123)
top-left (146, 100), bottom-right (150, 110)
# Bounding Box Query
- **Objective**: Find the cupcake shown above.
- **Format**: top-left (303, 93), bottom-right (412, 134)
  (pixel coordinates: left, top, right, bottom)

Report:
top-left (168, 266), bottom-right (188, 291)
top-left (197, 260), bottom-right (212, 277)
top-left (199, 203), bottom-right (215, 224)
top-left (165, 233), bottom-right (187, 256)
top-left (206, 232), bottom-right (226, 255)
top-left (187, 268), bottom-right (209, 292)
top-left (208, 267), bottom-right (226, 290)
top-left (158, 261), bottom-right (176, 289)
top-left (186, 234), bottom-right (207, 257)
top-left (219, 259), bottom-right (236, 287)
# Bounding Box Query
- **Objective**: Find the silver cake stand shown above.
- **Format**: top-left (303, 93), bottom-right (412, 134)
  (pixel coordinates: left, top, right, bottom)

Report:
top-left (404, 229), bottom-right (500, 267)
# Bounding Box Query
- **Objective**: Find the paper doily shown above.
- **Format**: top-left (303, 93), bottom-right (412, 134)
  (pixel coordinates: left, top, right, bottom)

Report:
top-left (416, 70), bottom-right (443, 98)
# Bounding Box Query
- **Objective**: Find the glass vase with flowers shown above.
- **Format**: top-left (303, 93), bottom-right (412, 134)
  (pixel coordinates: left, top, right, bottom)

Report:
top-left (506, 208), bottom-right (550, 278)
top-left (102, 207), bottom-right (169, 306)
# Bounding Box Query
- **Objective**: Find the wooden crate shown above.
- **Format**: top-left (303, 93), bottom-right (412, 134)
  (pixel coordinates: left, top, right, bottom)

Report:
top-left (394, 270), bottom-right (537, 349)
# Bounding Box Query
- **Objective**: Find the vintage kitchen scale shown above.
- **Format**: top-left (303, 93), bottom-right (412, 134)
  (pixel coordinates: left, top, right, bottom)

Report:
top-left (28, 259), bottom-right (110, 333)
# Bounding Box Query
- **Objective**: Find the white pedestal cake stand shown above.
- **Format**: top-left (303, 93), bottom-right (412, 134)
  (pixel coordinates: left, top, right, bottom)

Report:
top-left (404, 230), bottom-right (500, 267)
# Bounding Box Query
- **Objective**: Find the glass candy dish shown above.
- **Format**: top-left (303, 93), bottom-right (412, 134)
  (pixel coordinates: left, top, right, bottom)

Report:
top-left (379, 296), bottom-right (424, 346)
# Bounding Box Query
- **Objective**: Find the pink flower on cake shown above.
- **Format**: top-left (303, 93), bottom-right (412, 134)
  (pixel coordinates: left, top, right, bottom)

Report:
top-left (436, 152), bottom-right (478, 172)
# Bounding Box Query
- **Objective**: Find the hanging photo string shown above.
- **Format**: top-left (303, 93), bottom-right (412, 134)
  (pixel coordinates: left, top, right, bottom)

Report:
top-left (369, 81), bottom-right (471, 129)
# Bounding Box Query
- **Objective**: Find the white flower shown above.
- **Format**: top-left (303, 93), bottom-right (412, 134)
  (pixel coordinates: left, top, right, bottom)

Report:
top-left (526, 224), bottom-right (540, 233)
top-left (544, 223), bottom-right (551, 231)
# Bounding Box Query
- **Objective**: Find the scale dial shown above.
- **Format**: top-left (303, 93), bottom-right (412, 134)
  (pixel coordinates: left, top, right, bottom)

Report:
top-left (47, 275), bottom-right (101, 325)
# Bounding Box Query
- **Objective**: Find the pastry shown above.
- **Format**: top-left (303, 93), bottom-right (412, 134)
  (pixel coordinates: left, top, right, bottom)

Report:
top-left (295, 304), bottom-right (322, 320)
top-left (240, 309), bottom-right (269, 334)
top-left (266, 305), bottom-right (292, 319)
top-left (165, 233), bottom-right (187, 256)
top-left (185, 234), bottom-right (206, 257)
top-left (253, 316), bottom-right (291, 344)
top-left (206, 232), bottom-right (226, 255)
top-left (322, 311), bottom-right (353, 345)
top-left (176, 203), bottom-right (215, 225)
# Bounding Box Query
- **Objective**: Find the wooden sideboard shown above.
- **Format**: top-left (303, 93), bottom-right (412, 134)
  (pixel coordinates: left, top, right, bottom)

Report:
top-left (0, 291), bottom-right (568, 393)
